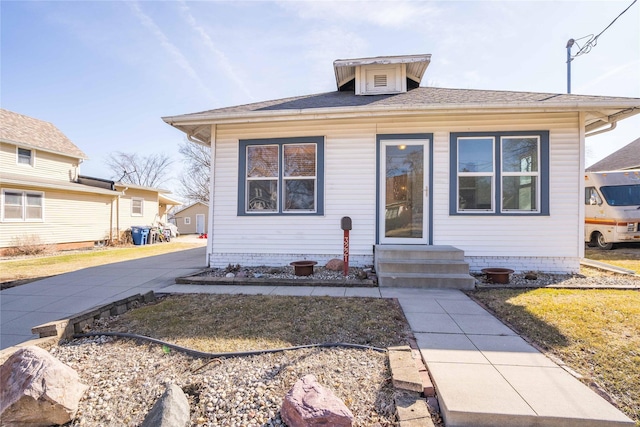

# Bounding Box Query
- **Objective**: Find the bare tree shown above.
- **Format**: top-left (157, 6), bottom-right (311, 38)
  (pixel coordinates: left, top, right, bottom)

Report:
top-left (178, 139), bottom-right (210, 203)
top-left (106, 152), bottom-right (173, 188)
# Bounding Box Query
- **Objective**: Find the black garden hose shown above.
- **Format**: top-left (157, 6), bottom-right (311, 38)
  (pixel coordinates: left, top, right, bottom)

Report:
top-left (73, 331), bottom-right (386, 358)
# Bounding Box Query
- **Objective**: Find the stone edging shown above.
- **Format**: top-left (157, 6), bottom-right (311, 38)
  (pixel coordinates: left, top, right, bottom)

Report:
top-left (0, 292), bottom-right (156, 363)
top-left (388, 345), bottom-right (438, 427)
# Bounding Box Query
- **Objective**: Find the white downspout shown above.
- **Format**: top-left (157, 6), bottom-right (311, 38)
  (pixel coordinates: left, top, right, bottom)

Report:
top-left (206, 125), bottom-right (216, 267)
top-left (578, 112), bottom-right (586, 264)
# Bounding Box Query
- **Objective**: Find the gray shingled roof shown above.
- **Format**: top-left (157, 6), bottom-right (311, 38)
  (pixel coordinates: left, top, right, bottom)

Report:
top-left (586, 137), bottom-right (640, 171)
top-left (165, 87), bottom-right (639, 118)
top-left (0, 109), bottom-right (87, 159)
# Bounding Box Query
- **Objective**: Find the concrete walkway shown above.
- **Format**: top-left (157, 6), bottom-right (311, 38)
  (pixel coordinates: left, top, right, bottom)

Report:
top-left (0, 248), bottom-right (634, 426)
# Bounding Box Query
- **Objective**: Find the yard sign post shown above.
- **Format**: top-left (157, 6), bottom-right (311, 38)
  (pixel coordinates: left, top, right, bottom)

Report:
top-left (341, 217), bottom-right (352, 277)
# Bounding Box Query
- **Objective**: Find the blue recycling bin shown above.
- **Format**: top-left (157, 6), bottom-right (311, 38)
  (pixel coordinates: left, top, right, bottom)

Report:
top-left (140, 227), bottom-right (150, 245)
top-left (131, 226), bottom-right (144, 245)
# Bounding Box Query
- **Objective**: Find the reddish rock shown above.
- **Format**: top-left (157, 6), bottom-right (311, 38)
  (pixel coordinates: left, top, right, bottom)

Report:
top-left (281, 374), bottom-right (353, 427)
top-left (325, 259), bottom-right (344, 271)
top-left (0, 346), bottom-right (88, 426)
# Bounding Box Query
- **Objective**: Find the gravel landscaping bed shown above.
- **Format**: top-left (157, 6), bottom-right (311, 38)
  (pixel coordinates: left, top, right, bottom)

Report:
top-left (475, 269), bottom-right (640, 289)
top-left (55, 335), bottom-right (395, 427)
top-left (197, 265), bottom-right (373, 282)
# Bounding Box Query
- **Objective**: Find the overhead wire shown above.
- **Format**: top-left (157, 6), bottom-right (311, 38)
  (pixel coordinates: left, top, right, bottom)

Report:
top-left (573, 0), bottom-right (638, 59)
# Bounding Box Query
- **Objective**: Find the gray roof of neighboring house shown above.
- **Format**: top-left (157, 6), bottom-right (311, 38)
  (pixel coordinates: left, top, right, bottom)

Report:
top-left (586, 137), bottom-right (640, 171)
top-left (162, 87), bottom-right (640, 144)
top-left (0, 108), bottom-right (88, 159)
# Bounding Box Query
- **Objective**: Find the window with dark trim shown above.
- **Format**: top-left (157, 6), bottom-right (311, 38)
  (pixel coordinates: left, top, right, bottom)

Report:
top-left (450, 131), bottom-right (549, 215)
top-left (17, 147), bottom-right (33, 166)
top-left (2, 189), bottom-right (44, 221)
top-left (238, 137), bottom-right (324, 215)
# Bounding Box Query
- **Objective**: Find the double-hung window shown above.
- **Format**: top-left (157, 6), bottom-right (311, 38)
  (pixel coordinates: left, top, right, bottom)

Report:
top-left (450, 131), bottom-right (549, 215)
top-left (2, 189), bottom-right (44, 221)
top-left (17, 147), bottom-right (33, 166)
top-left (238, 137), bottom-right (324, 215)
top-left (131, 198), bottom-right (143, 216)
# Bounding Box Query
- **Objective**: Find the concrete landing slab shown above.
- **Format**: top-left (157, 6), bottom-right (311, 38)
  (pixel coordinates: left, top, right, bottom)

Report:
top-left (497, 365), bottom-right (635, 427)
top-left (427, 362), bottom-right (537, 427)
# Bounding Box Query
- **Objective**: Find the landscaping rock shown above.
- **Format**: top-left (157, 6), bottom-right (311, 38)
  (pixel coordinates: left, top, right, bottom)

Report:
top-left (325, 259), bottom-right (344, 271)
top-left (281, 374), bottom-right (353, 427)
top-left (0, 346), bottom-right (87, 426)
top-left (141, 383), bottom-right (190, 427)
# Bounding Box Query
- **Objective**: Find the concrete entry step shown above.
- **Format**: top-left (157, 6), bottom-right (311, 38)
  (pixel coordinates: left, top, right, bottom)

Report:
top-left (377, 272), bottom-right (476, 289)
top-left (375, 245), bottom-right (475, 289)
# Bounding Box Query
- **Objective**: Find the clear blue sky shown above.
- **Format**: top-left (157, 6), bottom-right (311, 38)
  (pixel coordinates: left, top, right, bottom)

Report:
top-left (2, 1), bottom-right (639, 197)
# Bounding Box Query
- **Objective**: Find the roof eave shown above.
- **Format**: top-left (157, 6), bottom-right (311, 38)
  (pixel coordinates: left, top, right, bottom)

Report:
top-left (164, 101), bottom-right (640, 126)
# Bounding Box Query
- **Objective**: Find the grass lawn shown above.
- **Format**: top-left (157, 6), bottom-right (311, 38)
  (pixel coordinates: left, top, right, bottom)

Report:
top-left (0, 240), bottom-right (205, 285)
top-left (470, 288), bottom-right (640, 425)
top-left (104, 293), bottom-right (412, 352)
top-left (585, 244), bottom-right (640, 274)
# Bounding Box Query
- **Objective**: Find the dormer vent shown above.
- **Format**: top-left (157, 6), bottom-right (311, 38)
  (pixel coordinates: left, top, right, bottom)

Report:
top-left (374, 75), bottom-right (387, 87)
top-left (333, 54), bottom-right (431, 95)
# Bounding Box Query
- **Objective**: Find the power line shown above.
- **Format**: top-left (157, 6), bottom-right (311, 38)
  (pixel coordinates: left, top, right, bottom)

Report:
top-left (573, 0), bottom-right (637, 58)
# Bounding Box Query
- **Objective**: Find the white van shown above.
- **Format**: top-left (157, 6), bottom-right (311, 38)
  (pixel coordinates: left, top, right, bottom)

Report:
top-left (584, 170), bottom-right (640, 249)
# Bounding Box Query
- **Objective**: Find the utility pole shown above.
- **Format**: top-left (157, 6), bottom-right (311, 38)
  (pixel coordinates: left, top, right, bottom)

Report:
top-left (566, 39), bottom-right (575, 94)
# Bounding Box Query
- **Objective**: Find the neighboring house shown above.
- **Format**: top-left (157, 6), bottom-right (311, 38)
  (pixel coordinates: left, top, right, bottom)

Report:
top-left (0, 109), bottom-right (180, 253)
top-left (162, 54), bottom-right (640, 274)
top-left (171, 201), bottom-right (208, 235)
top-left (586, 137), bottom-right (640, 171)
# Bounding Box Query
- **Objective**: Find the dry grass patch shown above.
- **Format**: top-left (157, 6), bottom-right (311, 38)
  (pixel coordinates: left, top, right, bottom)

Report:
top-left (585, 245), bottom-right (640, 274)
top-left (0, 242), bottom-right (204, 285)
top-left (470, 288), bottom-right (640, 425)
top-left (104, 294), bottom-right (412, 353)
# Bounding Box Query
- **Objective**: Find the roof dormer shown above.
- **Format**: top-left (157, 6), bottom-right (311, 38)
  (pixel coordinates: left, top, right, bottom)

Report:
top-left (333, 54), bottom-right (431, 95)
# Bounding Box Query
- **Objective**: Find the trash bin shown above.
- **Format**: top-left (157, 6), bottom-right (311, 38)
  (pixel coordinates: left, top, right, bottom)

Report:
top-left (131, 226), bottom-right (144, 245)
top-left (140, 227), bottom-right (150, 245)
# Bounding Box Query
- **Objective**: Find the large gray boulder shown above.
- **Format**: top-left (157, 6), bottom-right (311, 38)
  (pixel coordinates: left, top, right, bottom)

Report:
top-left (281, 374), bottom-right (353, 427)
top-left (0, 346), bottom-right (88, 426)
top-left (141, 383), bottom-right (190, 427)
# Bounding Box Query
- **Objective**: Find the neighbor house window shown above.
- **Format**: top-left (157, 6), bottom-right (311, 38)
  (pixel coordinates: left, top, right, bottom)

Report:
top-left (17, 148), bottom-right (33, 166)
top-left (131, 198), bottom-right (143, 216)
top-left (238, 137), bottom-right (324, 215)
top-left (2, 189), bottom-right (44, 221)
top-left (450, 131), bottom-right (549, 215)
top-left (184, 217), bottom-right (191, 225)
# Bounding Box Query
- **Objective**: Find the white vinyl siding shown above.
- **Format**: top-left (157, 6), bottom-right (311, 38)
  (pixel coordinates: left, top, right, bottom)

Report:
top-left (117, 189), bottom-right (159, 230)
top-left (1, 142), bottom-right (79, 181)
top-left (208, 111), bottom-right (582, 272)
top-left (1, 189), bottom-right (43, 222)
top-left (0, 188), bottom-right (115, 247)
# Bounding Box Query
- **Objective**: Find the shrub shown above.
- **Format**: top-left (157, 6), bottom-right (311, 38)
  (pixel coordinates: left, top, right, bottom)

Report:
top-left (6, 234), bottom-right (51, 256)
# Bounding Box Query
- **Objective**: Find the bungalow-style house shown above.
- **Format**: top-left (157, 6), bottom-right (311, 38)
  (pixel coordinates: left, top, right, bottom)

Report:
top-left (171, 201), bottom-right (208, 235)
top-left (586, 137), bottom-right (640, 171)
top-left (162, 54), bottom-right (640, 284)
top-left (0, 108), bottom-right (180, 254)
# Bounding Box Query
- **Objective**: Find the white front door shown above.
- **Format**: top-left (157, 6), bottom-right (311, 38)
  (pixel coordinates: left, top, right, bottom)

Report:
top-left (379, 139), bottom-right (429, 244)
top-left (196, 214), bottom-right (205, 235)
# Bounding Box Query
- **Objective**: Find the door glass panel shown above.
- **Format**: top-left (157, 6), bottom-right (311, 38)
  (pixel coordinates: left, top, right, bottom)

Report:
top-left (385, 144), bottom-right (424, 238)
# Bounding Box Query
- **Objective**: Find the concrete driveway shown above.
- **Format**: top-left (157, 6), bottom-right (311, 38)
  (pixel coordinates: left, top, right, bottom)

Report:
top-left (0, 246), bottom-right (207, 349)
